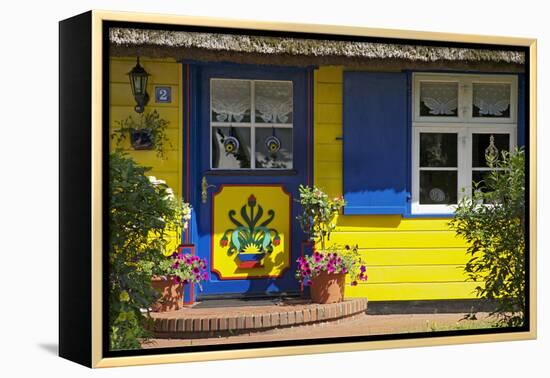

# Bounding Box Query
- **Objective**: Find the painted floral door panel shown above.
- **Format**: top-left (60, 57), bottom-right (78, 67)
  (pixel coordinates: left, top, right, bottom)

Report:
top-left (213, 185), bottom-right (291, 276)
top-left (193, 64), bottom-right (310, 298)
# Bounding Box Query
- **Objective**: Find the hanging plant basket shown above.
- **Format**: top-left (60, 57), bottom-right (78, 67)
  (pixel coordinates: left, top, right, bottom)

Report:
top-left (130, 128), bottom-right (154, 150)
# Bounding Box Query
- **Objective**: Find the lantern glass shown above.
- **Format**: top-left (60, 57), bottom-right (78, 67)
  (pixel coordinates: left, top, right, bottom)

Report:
top-left (136, 73), bottom-right (147, 95)
top-left (128, 58), bottom-right (150, 113)
top-left (128, 59), bottom-right (149, 96)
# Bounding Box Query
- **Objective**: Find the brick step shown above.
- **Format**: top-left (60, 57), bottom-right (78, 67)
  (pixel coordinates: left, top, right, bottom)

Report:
top-left (149, 298), bottom-right (368, 338)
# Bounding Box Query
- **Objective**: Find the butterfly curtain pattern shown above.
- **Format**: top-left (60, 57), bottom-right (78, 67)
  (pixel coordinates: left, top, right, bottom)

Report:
top-left (211, 80), bottom-right (251, 122)
top-left (420, 82), bottom-right (458, 116)
top-left (255, 81), bottom-right (293, 123)
top-left (473, 83), bottom-right (511, 117)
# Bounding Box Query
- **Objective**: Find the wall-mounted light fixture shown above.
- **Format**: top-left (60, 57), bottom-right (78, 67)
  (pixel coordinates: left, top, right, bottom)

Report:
top-left (127, 57), bottom-right (150, 113)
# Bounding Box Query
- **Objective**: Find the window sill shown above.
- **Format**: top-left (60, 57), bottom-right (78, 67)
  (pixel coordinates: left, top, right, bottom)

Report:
top-left (403, 213), bottom-right (454, 219)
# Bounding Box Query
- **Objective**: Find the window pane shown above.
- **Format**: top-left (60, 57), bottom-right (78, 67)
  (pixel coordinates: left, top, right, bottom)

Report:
top-left (472, 133), bottom-right (510, 168)
top-left (255, 128), bottom-right (293, 169)
top-left (419, 82), bottom-right (458, 117)
top-left (420, 133), bottom-right (457, 167)
top-left (419, 171), bottom-right (457, 205)
top-left (211, 79), bottom-right (251, 123)
top-left (255, 81), bottom-right (293, 123)
top-left (211, 127), bottom-right (251, 169)
top-left (473, 83), bottom-right (511, 118)
top-left (472, 170), bottom-right (493, 194)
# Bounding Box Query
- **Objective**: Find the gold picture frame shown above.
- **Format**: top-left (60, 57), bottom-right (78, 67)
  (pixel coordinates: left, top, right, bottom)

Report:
top-left (59, 9), bottom-right (537, 368)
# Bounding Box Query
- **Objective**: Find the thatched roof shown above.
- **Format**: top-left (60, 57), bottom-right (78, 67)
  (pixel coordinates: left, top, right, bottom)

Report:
top-left (110, 27), bottom-right (524, 65)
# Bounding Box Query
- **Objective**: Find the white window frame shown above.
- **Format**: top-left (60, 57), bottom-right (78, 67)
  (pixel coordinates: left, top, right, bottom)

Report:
top-left (209, 78), bottom-right (294, 170)
top-left (411, 73), bottom-right (518, 215)
top-left (413, 73), bottom-right (518, 124)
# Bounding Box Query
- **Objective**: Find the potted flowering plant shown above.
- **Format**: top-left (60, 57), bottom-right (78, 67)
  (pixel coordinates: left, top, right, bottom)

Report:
top-left (296, 245), bottom-right (368, 303)
top-left (151, 250), bottom-right (208, 312)
top-left (147, 177), bottom-right (202, 312)
top-left (295, 185), bottom-right (367, 303)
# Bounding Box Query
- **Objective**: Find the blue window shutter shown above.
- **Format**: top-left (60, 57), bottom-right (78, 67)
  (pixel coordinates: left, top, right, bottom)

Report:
top-left (518, 73), bottom-right (526, 147)
top-left (343, 72), bottom-right (409, 215)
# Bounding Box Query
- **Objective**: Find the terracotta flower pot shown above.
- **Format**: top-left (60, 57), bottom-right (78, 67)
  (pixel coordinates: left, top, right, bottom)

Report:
top-left (309, 272), bottom-right (346, 304)
top-left (151, 276), bottom-right (183, 312)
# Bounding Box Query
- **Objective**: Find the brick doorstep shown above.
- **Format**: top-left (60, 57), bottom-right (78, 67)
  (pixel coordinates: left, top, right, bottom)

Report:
top-left (150, 299), bottom-right (368, 338)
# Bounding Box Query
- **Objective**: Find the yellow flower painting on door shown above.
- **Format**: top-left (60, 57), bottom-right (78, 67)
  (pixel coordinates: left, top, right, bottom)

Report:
top-left (212, 185), bottom-right (291, 279)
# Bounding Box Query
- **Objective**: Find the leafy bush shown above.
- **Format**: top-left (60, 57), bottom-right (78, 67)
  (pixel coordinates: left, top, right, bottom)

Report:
top-left (449, 148), bottom-right (526, 327)
top-left (296, 185), bottom-right (345, 251)
top-left (109, 151), bottom-right (183, 350)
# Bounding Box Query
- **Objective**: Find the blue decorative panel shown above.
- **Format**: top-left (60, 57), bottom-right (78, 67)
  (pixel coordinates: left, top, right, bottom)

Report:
top-left (343, 72), bottom-right (409, 215)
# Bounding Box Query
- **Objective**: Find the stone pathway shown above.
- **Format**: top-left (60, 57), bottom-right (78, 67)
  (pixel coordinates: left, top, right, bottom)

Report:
top-left (142, 312), bottom-right (493, 349)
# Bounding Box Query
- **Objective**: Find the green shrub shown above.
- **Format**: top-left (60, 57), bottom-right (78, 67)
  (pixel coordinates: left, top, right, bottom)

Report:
top-left (108, 151), bottom-right (181, 350)
top-left (450, 148), bottom-right (526, 327)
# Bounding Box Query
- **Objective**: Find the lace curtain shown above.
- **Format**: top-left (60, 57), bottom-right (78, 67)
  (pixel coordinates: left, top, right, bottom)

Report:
top-left (420, 82), bottom-right (458, 116)
top-left (211, 80), bottom-right (251, 122)
top-left (255, 81), bottom-right (293, 123)
top-left (473, 83), bottom-right (511, 117)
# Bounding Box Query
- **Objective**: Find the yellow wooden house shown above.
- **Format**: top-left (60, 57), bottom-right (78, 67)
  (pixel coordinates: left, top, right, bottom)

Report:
top-left (108, 26), bottom-right (525, 309)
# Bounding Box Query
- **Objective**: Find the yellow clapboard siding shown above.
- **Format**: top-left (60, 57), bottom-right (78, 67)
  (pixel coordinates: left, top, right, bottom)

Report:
top-left (344, 265), bottom-right (469, 283)
top-left (315, 65), bottom-right (343, 83)
top-left (110, 59), bottom-right (180, 85)
top-left (314, 66), bottom-right (484, 300)
top-left (110, 106), bottom-right (180, 129)
top-left (317, 83), bottom-right (343, 104)
top-left (315, 124), bottom-right (342, 143)
top-left (334, 216), bottom-right (452, 232)
top-left (317, 103), bottom-right (342, 124)
top-left (359, 248), bottom-right (470, 266)
top-left (330, 231), bottom-right (468, 249)
top-left (313, 179), bottom-right (342, 198)
top-left (314, 143), bottom-right (342, 162)
top-left (312, 65), bottom-right (475, 301)
top-left (109, 128), bottom-right (180, 151)
top-left (110, 83), bottom-right (179, 108)
top-left (315, 162), bottom-right (342, 179)
top-left (130, 150), bottom-right (180, 172)
top-left (345, 282), bottom-right (482, 301)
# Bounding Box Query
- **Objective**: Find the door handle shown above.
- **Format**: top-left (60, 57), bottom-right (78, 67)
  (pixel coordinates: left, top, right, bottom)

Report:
top-left (201, 176), bottom-right (216, 204)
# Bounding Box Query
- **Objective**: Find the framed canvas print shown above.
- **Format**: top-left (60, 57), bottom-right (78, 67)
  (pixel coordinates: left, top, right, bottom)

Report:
top-left (59, 10), bottom-right (537, 368)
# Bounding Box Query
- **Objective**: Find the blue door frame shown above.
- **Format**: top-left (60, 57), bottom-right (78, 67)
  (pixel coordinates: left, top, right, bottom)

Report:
top-left (182, 62), bottom-right (314, 300)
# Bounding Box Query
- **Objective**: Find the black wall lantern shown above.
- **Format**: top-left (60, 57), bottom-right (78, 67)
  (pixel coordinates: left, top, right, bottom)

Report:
top-left (127, 57), bottom-right (150, 113)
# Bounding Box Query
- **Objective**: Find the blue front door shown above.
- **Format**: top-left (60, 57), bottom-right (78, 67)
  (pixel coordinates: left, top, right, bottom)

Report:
top-left (191, 64), bottom-right (311, 299)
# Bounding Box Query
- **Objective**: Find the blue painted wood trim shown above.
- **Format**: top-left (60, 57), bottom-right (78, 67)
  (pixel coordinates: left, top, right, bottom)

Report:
top-left (190, 62), bottom-right (309, 297)
top-left (181, 63), bottom-right (191, 244)
top-left (405, 71), bottom-right (413, 216)
top-left (308, 65), bottom-right (315, 187)
top-left (344, 206), bottom-right (410, 215)
top-left (342, 71), bottom-right (409, 215)
top-left (518, 73), bottom-right (526, 147)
